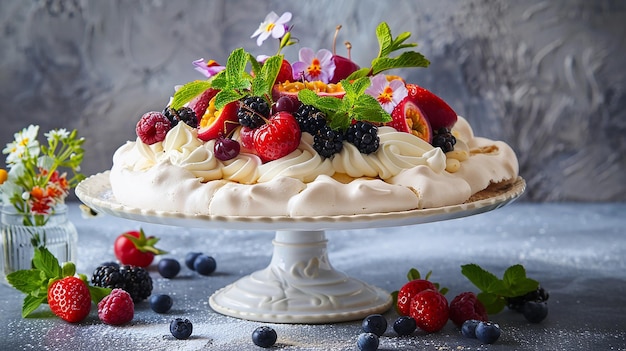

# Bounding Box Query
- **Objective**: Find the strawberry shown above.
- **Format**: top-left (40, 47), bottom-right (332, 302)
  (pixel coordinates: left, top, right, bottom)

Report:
top-left (275, 59), bottom-right (294, 83)
top-left (188, 88), bottom-right (219, 124)
top-left (114, 228), bottom-right (167, 267)
top-left (396, 279), bottom-right (436, 316)
top-left (48, 276), bottom-right (92, 323)
top-left (239, 126), bottom-right (258, 155)
top-left (253, 111), bottom-right (301, 162)
top-left (410, 289), bottom-right (449, 333)
top-left (449, 292), bottom-right (489, 328)
top-left (405, 84), bottom-right (457, 131)
top-left (98, 288), bottom-right (134, 325)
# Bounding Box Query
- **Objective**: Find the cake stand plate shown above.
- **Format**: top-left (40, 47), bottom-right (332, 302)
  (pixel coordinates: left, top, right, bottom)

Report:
top-left (76, 172), bottom-right (525, 323)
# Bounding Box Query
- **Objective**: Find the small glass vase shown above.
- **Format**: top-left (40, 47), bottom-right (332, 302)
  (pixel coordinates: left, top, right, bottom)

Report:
top-left (1, 204), bottom-right (77, 280)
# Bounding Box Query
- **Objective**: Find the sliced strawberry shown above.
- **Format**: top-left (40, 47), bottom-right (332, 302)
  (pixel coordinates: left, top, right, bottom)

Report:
top-left (253, 111), bottom-right (301, 162)
top-left (397, 279), bottom-right (437, 316)
top-left (449, 291), bottom-right (488, 328)
top-left (48, 276), bottom-right (92, 323)
top-left (406, 84), bottom-right (457, 131)
top-left (188, 88), bottom-right (219, 124)
top-left (197, 100), bottom-right (240, 141)
top-left (410, 289), bottom-right (449, 333)
top-left (388, 96), bottom-right (432, 143)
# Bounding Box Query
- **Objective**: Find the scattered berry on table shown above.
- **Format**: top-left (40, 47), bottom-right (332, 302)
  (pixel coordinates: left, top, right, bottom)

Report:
top-left (475, 321), bottom-right (501, 344)
top-left (98, 288), bottom-right (134, 325)
top-left (163, 106), bottom-right (198, 129)
top-left (47, 276), bottom-right (92, 323)
top-left (214, 136), bottom-right (241, 161)
top-left (431, 127), bottom-right (456, 152)
top-left (294, 104), bottom-right (327, 135)
top-left (410, 289), bottom-right (450, 333)
top-left (149, 294), bottom-right (173, 313)
top-left (393, 316), bottom-right (417, 336)
top-left (92, 264), bottom-right (153, 302)
top-left (506, 286), bottom-right (549, 312)
top-left (238, 96), bottom-right (270, 128)
top-left (185, 252), bottom-right (202, 270)
top-left (345, 121), bottom-right (380, 154)
top-left (113, 229), bottom-right (166, 267)
top-left (252, 326), bottom-right (277, 348)
top-left (193, 255), bottom-right (217, 276)
top-left (158, 258), bottom-right (181, 279)
top-left (523, 301), bottom-right (548, 323)
top-left (356, 332), bottom-right (379, 351)
top-left (396, 279), bottom-right (437, 316)
top-left (313, 125), bottom-right (344, 158)
top-left (362, 314), bottom-right (387, 336)
top-left (170, 318), bottom-right (193, 340)
top-left (136, 111), bottom-right (171, 145)
top-left (449, 291), bottom-right (488, 328)
top-left (461, 319), bottom-right (481, 339)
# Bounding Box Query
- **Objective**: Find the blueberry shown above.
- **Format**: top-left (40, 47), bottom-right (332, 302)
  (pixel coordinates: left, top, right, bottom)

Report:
top-left (461, 319), bottom-right (481, 338)
top-left (361, 314), bottom-right (387, 336)
top-left (357, 332), bottom-right (379, 351)
top-left (523, 301), bottom-right (548, 323)
top-left (149, 294), bottom-right (173, 313)
top-left (475, 321), bottom-right (501, 344)
top-left (392, 316), bottom-right (416, 336)
top-left (158, 258), bottom-right (181, 279)
top-left (170, 318), bottom-right (193, 340)
top-left (251, 326), bottom-right (277, 348)
top-left (185, 252), bottom-right (202, 270)
top-left (194, 255), bottom-right (216, 276)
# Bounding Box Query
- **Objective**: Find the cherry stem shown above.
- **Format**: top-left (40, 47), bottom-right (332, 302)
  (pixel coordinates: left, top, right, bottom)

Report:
top-left (345, 41), bottom-right (353, 60)
top-left (333, 25), bottom-right (342, 55)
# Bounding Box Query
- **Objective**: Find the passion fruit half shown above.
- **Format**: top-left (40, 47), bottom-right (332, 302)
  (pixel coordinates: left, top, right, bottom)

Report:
top-left (271, 80), bottom-right (346, 106)
top-left (197, 98), bottom-right (239, 141)
top-left (388, 96), bottom-right (433, 143)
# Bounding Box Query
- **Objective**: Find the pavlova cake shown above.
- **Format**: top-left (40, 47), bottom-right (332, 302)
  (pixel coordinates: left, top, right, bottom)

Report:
top-left (109, 12), bottom-right (519, 217)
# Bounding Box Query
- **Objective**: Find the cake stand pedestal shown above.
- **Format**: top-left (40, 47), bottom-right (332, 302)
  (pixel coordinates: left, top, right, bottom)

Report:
top-left (209, 230), bottom-right (391, 323)
top-left (75, 172), bottom-right (525, 324)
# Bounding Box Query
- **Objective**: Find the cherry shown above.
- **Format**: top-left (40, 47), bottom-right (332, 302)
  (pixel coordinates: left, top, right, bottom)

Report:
top-left (214, 136), bottom-right (240, 161)
top-left (329, 25), bottom-right (360, 84)
top-left (273, 96), bottom-right (301, 114)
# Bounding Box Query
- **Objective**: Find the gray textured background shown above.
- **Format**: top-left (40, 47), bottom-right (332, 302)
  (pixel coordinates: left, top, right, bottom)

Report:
top-left (0, 0), bottom-right (624, 202)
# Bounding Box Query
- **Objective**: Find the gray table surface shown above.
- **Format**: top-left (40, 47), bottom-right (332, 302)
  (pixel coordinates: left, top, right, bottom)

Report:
top-left (1, 202), bottom-right (625, 350)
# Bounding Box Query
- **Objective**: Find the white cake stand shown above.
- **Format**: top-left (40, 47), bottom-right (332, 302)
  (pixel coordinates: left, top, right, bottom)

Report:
top-left (76, 172), bottom-right (525, 323)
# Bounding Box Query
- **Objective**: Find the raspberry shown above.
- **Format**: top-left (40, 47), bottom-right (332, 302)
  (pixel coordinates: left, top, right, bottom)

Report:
top-left (98, 288), bottom-right (134, 325)
top-left (409, 289), bottom-right (449, 333)
top-left (449, 292), bottom-right (488, 328)
top-left (136, 111), bottom-right (171, 145)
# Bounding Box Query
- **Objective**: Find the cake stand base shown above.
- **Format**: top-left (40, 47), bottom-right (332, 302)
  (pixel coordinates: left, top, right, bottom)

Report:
top-left (209, 230), bottom-right (392, 323)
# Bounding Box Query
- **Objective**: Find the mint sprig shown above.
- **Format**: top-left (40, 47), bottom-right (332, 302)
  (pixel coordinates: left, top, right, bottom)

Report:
top-left (297, 77), bottom-right (391, 131)
top-left (347, 21), bottom-right (429, 80)
top-left (461, 263), bottom-right (539, 314)
top-left (6, 247), bottom-right (111, 318)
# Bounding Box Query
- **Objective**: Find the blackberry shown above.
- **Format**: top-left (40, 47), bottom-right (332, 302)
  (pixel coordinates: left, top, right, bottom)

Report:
top-left (238, 96), bottom-right (269, 128)
top-left (163, 106), bottom-right (198, 128)
top-left (92, 264), bottom-right (153, 302)
top-left (505, 285), bottom-right (549, 312)
top-left (345, 121), bottom-right (379, 154)
top-left (294, 104), bottom-right (327, 135)
top-left (431, 127), bottom-right (456, 152)
top-left (313, 125), bottom-right (344, 158)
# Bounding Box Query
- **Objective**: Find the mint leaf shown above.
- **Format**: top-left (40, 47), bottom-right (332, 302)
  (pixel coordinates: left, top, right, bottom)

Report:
top-left (345, 67), bottom-right (371, 81)
top-left (88, 285), bottom-right (112, 304)
top-left (214, 89), bottom-right (244, 110)
top-left (6, 270), bottom-right (45, 294)
top-left (32, 247), bottom-right (61, 279)
top-left (171, 80), bottom-right (213, 110)
top-left (477, 291), bottom-right (506, 314)
top-left (371, 51), bottom-right (429, 75)
top-left (461, 263), bottom-right (499, 292)
top-left (352, 94), bottom-right (391, 123)
top-left (224, 48), bottom-right (249, 90)
top-left (376, 22), bottom-right (394, 58)
top-left (22, 294), bottom-right (47, 318)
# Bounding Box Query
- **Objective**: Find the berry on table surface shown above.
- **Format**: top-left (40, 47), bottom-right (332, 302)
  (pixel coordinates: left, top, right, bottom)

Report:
top-left (475, 321), bottom-right (501, 344)
top-left (47, 276), bottom-right (92, 323)
top-left (410, 289), bottom-right (450, 333)
top-left (149, 294), bottom-right (173, 314)
top-left (362, 314), bottom-right (387, 336)
top-left (461, 319), bottom-right (481, 339)
top-left (356, 332), bottom-right (379, 351)
top-left (193, 255), bottom-right (217, 276)
top-left (97, 288), bottom-right (134, 325)
top-left (185, 252), bottom-right (202, 270)
top-left (170, 318), bottom-right (193, 340)
top-left (113, 228), bottom-right (167, 267)
top-left (393, 316), bottom-right (417, 336)
top-left (136, 111), bottom-right (171, 145)
top-left (252, 326), bottom-right (277, 348)
top-left (92, 264), bottom-right (153, 302)
top-left (396, 279), bottom-right (437, 316)
top-left (157, 258), bottom-right (181, 279)
top-left (506, 286), bottom-right (550, 312)
top-left (449, 291), bottom-right (488, 328)
top-left (523, 301), bottom-right (548, 323)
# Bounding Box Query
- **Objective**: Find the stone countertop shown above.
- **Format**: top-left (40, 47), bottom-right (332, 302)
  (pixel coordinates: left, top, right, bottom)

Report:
top-left (1, 202), bottom-right (625, 350)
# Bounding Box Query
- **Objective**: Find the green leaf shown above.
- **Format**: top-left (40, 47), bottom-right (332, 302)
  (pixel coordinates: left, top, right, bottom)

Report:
top-left (214, 90), bottom-right (244, 110)
top-left (376, 22), bottom-right (394, 58)
top-left (477, 291), bottom-right (506, 315)
top-left (406, 268), bottom-right (421, 281)
top-left (371, 51), bottom-right (430, 75)
top-left (62, 262), bottom-right (76, 277)
top-left (6, 270), bottom-right (45, 294)
top-left (345, 67), bottom-right (371, 81)
top-left (508, 278), bottom-right (540, 297)
top-left (352, 94), bottom-right (391, 123)
top-left (224, 48), bottom-right (248, 84)
top-left (22, 294), bottom-right (47, 318)
top-left (248, 53), bottom-right (262, 77)
top-left (297, 89), bottom-right (319, 106)
top-left (315, 96), bottom-right (343, 112)
top-left (32, 247), bottom-right (61, 279)
top-left (259, 55), bottom-right (283, 92)
top-left (461, 263), bottom-right (499, 292)
top-left (89, 285), bottom-right (112, 304)
top-left (171, 80), bottom-right (213, 110)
